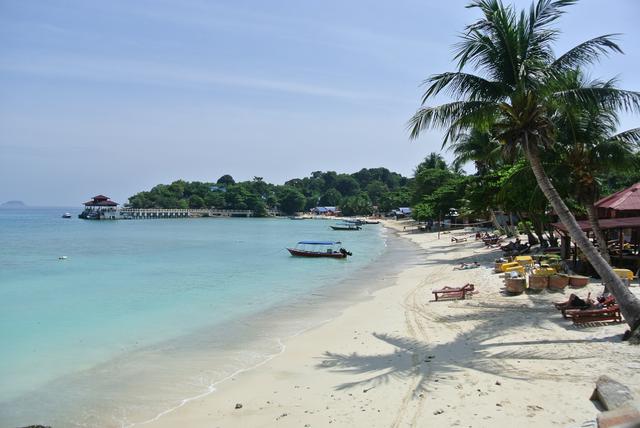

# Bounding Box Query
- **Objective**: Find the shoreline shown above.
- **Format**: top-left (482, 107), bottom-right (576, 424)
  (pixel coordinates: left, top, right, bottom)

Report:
top-left (145, 220), bottom-right (640, 428)
top-left (1, 223), bottom-right (419, 427)
top-left (123, 226), bottom-right (421, 427)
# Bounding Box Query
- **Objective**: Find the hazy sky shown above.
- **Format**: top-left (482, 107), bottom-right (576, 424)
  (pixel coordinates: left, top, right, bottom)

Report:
top-left (1, 0), bottom-right (639, 206)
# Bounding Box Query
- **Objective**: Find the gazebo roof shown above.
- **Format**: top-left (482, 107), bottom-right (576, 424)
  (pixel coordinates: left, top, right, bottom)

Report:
top-left (595, 183), bottom-right (640, 212)
top-left (84, 195), bottom-right (118, 206)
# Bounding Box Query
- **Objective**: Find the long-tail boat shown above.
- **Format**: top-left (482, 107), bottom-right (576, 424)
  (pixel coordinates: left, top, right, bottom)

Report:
top-left (287, 241), bottom-right (352, 258)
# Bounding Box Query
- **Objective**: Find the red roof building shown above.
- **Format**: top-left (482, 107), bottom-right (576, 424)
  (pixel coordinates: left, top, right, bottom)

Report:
top-left (596, 183), bottom-right (640, 218)
top-left (84, 195), bottom-right (118, 207)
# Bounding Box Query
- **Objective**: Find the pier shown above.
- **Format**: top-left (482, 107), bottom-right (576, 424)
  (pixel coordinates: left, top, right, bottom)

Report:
top-left (118, 208), bottom-right (280, 219)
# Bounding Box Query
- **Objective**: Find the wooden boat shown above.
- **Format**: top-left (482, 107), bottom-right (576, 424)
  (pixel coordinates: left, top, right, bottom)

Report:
top-left (343, 219), bottom-right (366, 226)
top-left (365, 220), bottom-right (380, 224)
top-left (330, 224), bottom-right (361, 231)
top-left (287, 241), bottom-right (351, 258)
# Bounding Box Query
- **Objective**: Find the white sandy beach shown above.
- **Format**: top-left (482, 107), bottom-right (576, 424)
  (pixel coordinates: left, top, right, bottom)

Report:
top-left (148, 221), bottom-right (640, 428)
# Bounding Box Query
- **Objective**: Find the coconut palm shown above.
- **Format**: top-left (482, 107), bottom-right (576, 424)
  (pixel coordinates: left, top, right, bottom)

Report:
top-left (449, 128), bottom-right (501, 175)
top-left (554, 71), bottom-right (640, 263)
top-left (408, 0), bottom-right (640, 339)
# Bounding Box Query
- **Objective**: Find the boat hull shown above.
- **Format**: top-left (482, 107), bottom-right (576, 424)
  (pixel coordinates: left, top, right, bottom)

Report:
top-left (330, 226), bottom-right (360, 231)
top-left (287, 248), bottom-right (347, 258)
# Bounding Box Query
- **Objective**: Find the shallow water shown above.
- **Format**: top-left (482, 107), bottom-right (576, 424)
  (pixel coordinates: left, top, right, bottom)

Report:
top-left (0, 208), bottom-right (419, 427)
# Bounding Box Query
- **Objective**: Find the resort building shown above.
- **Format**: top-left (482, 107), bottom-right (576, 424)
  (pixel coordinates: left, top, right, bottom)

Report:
top-left (79, 195), bottom-right (119, 220)
top-left (311, 206), bottom-right (339, 216)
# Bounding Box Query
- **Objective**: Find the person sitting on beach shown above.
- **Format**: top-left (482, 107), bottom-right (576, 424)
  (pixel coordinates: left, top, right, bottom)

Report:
top-left (554, 293), bottom-right (592, 310)
top-left (454, 261), bottom-right (481, 270)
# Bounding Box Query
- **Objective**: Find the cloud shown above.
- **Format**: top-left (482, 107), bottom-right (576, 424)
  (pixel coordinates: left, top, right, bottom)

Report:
top-left (0, 56), bottom-right (382, 100)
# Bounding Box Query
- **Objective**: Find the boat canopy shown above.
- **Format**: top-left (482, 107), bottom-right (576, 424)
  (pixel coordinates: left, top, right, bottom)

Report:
top-left (298, 241), bottom-right (341, 245)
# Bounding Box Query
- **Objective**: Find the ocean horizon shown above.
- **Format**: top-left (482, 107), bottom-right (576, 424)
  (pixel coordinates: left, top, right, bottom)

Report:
top-left (0, 208), bottom-right (416, 427)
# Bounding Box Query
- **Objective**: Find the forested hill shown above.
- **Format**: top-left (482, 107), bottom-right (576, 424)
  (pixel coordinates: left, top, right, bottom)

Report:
top-left (127, 168), bottom-right (413, 216)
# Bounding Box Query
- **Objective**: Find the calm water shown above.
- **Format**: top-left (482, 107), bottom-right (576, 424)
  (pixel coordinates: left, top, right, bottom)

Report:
top-left (0, 208), bottom-right (402, 426)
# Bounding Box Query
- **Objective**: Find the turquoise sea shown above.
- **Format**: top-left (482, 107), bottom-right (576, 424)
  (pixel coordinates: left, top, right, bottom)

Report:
top-left (0, 208), bottom-right (416, 427)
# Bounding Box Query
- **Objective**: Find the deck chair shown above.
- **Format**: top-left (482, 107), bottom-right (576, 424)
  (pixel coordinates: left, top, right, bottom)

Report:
top-left (569, 305), bottom-right (622, 324)
top-left (432, 283), bottom-right (475, 301)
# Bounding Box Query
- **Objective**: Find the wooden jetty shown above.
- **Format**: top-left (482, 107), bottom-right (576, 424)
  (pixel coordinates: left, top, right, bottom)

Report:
top-left (118, 208), bottom-right (280, 219)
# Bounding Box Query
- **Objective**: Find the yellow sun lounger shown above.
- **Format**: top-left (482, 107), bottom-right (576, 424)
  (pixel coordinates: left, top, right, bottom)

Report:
top-left (499, 261), bottom-right (520, 272)
top-left (515, 255), bottom-right (534, 266)
top-left (533, 267), bottom-right (556, 276)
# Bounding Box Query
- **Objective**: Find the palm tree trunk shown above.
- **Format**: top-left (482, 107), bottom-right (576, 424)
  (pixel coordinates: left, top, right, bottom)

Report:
top-left (489, 208), bottom-right (501, 230)
top-left (586, 203), bottom-right (611, 264)
top-left (523, 139), bottom-right (640, 341)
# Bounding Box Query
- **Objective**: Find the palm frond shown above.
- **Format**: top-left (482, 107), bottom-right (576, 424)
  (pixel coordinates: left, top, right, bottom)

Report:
top-left (609, 128), bottom-right (640, 146)
top-left (553, 85), bottom-right (640, 114)
top-left (529, 0), bottom-right (576, 30)
top-left (407, 101), bottom-right (495, 140)
top-left (421, 72), bottom-right (506, 102)
top-left (551, 35), bottom-right (623, 72)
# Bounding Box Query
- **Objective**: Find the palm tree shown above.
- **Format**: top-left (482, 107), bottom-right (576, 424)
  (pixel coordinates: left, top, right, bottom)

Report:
top-left (449, 128), bottom-right (501, 175)
top-left (408, 0), bottom-right (640, 339)
top-left (554, 71), bottom-right (640, 264)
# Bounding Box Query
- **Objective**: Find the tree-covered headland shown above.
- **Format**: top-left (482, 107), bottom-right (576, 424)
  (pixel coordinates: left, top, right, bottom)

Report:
top-left (127, 168), bottom-right (412, 216)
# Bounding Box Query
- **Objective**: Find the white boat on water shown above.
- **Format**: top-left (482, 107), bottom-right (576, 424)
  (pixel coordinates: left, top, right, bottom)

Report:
top-left (62, 213), bottom-right (72, 218)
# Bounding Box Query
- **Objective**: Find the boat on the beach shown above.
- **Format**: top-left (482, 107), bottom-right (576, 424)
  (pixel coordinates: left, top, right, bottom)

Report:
top-left (62, 213), bottom-right (72, 218)
top-left (330, 223), bottom-right (361, 231)
top-left (287, 241), bottom-right (351, 258)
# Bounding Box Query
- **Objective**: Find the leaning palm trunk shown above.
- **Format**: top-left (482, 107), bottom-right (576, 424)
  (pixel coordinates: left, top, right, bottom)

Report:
top-left (586, 203), bottom-right (611, 264)
top-left (524, 141), bottom-right (640, 339)
top-left (488, 208), bottom-right (501, 230)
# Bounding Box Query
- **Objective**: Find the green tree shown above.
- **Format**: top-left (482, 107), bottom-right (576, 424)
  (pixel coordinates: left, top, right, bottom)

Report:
top-left (553, 71), bottom-right (640, 262)
top-left (365, 180), bottom-right (389, 206)
top-left (319, 188), bottom-right (342, 206)
top-left (341, 193), bottom-right (372, 216)
top-left (188, 195), bottom-right (205, 209)
top-left (204, 192), bottom-right (226, 208)
top-left (335, 174), bottom-right (360, 196)
top-left (408, 0), bottom-right (640, 336)
top-left (277, 186), bottom-right (306, 214)
top-left (217, 174), bottom-right (235, 186)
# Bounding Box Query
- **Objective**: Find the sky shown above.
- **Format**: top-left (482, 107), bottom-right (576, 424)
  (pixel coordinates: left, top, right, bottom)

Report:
top-left (1, 0), bottom-right (639, 206)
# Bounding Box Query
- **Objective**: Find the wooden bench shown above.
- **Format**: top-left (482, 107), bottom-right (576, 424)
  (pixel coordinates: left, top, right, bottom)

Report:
top-left (432, 284), bottom-right (475, 301)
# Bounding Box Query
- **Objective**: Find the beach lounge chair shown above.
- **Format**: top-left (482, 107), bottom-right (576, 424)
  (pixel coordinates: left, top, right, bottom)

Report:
top-left (432, 283), bottom-right (475, 301)
top-left (559, 295), bottom-right (617, 319)
top-left (483, 236), bottom-right (501, 246)
top-left (570, 305), bottom-right (622, 324)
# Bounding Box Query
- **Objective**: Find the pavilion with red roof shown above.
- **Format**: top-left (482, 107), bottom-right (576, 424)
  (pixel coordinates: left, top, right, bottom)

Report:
top-left (596, 183), bottom-right (640, 219)
top-left (79, 195), bottom-right (119, 219)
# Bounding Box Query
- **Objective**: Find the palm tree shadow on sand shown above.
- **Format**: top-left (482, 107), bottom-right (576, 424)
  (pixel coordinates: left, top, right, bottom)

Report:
top-left (316, 302), bottom-right (619, 395)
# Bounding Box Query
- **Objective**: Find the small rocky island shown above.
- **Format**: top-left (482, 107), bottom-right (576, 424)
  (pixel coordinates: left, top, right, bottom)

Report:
top-left (0, 200), bottom-right (26, 208)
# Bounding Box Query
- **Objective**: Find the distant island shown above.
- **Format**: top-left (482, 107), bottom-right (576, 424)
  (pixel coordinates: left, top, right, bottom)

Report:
top-left (0, 200), bottom-right (26, 208)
